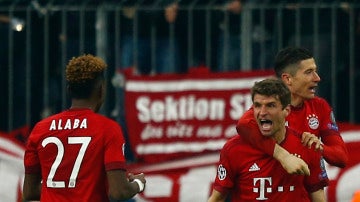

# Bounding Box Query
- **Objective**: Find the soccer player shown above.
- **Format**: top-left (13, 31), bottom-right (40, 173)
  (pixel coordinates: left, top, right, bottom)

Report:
top-left (236, 47), bottom-right (348, 175)
top-left (208, 79), bottom-right (328, 202)
top-left (23, 54), bottom-right (146, 201)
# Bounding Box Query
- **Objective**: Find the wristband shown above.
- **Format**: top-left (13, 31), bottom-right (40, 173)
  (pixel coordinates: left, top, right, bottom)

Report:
top-left (133, 179), bottom-right (145, 192)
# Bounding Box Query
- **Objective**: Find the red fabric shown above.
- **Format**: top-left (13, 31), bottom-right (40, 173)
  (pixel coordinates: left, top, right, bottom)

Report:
top-left (321, 130), bottom-right (349, 168)
top-left (286, 97), bottom-right (348, 167)
top-left (213, 128), bottom-right (328, 201)
top-left (24, 108), bottom-right (126, 202)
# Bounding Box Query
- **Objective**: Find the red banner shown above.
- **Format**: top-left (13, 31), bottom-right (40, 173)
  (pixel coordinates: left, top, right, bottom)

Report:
top-left (124, 68), bottom-right (274, 163)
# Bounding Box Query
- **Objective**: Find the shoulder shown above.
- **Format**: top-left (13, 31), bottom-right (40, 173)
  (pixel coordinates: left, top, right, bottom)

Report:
top-left (93, 113), bottom-right (118, 124)
top-left (221, 135), bottom-right (252, 157)
top-left (92, 114), bottom-right (123, 132)
top-left (306, 96), bottom-right (331, 108)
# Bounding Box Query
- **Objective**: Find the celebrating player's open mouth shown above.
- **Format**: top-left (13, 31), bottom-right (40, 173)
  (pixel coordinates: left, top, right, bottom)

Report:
top-left (259, 119), bottom-right (273, 135)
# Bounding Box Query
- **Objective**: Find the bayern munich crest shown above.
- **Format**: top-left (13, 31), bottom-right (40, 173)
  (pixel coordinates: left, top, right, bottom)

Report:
top-left (307, 114), bottom-right (319, 130)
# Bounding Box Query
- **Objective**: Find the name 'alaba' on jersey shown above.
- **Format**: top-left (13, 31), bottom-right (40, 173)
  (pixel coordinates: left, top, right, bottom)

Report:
top-left (213, 127), bottom-right (328, 202)
top-left (24, 108), bottom-right (127, 202)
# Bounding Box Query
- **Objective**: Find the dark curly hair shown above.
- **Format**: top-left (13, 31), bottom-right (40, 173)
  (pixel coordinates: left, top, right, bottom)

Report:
top-left (66, 54), bottom-right (107, 99)
top-left (251, 78), bottom-right (291, 109)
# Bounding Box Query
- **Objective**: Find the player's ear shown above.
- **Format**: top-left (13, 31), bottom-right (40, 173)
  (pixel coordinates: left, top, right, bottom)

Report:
top-left (281, 73), bottom-right (291, 85)
top-left (283, 104), bottom-right (291, 117)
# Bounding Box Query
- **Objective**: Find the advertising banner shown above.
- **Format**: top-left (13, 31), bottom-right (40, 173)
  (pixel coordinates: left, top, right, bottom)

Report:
top-left (124, 69), bottom-right (274, 163)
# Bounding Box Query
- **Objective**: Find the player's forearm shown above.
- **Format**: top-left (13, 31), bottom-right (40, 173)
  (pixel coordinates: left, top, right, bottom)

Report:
top-left (273, 144), bottom-right (290, 161)
top-left (321, 131), bottom-right (349, 168)
top-left (22, 174), bottom-right (41, 201)
top-left (310, 189), bottom-right (326, 202)
top-left (208, 189), bottom-right (227, 202)
top-left (322, 144), bottom-right (348, 168)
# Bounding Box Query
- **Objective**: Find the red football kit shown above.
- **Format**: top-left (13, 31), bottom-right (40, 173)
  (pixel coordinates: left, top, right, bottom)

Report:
top-left (213, 128), bottom-right (329, 202)
top-left (236, 97), bottom-right (348, 167)
top-left (24, 108), bottom-right (127, 202)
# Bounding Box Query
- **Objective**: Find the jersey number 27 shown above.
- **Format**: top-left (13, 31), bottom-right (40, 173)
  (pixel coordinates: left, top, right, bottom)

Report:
top-left (42, 136), bottom-right (91, 188)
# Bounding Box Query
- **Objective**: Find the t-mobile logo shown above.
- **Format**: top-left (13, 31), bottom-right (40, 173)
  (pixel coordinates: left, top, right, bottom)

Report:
top-left (253, 177), bottom-right (295, 200)
top-left (253, 177), bottom-right (272, 200)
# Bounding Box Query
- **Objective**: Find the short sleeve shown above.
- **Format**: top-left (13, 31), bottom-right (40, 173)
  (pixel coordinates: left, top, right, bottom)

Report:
top-left (104, 121), bottom-right (127, 171)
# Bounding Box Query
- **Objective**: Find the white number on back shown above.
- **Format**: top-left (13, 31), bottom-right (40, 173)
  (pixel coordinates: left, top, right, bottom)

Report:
top-left (42, 136), bottom-right (91, 188)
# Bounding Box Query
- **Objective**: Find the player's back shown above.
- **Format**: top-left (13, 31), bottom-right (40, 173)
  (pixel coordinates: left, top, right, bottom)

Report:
top-left (25, 108), bottom-right (125, 202)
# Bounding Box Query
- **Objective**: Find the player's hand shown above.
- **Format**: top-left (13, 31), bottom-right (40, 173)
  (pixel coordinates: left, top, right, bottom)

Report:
top-left (129, 173), bottom-right (146, 192)
top-left (280, 153), bottom-right (310, 176)
top-left (301, 132), bottom-right (323, 151)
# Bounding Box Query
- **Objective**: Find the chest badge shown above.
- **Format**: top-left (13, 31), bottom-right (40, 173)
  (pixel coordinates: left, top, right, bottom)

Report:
top-left (307, 114), bottom-right (319, 130)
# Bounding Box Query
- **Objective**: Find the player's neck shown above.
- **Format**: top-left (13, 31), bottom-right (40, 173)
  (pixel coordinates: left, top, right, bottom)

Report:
top-left (70, 99), bottom-right (95, 111)
top-left (290, 95), bottom-right (304, 108)
top-left (272, 127), bottom-right (286, 144)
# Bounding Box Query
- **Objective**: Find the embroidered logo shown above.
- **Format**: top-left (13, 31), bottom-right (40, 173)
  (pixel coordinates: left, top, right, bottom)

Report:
top-left (307, 114), bottom-right (319, 130)
top-left (249, 163), bottom-right (260, 171)
top-left (218, 164), bottom-right (227, 180)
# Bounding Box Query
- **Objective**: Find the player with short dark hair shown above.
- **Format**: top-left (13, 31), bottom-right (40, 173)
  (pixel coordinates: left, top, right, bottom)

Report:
top-left (236, 47), bottom-right (348, 175)
top-left (208, 79), bottom-right (328, 202)
top-left (23, 54), bottom-right (146, 201)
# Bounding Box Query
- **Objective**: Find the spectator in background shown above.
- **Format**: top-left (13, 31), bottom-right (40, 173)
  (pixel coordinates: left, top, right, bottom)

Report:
top-left (278, 0), bottom-right (351, 120)
top-left (0, 13), bottom-right (27, 131)
top-left (215, 0), bottom-right (274, 72)
top-left (216, 0), bottom-right (242, 71)
top-left (119, 0), bottom-right (181, 75)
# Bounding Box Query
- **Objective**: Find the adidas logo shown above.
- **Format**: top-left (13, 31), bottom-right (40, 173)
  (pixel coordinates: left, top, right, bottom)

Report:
top-left (249, 163), bottom-right (260, 171)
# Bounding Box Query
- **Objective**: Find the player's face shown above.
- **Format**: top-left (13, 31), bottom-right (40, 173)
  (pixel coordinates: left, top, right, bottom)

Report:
top-left (287, 58), bottom-right (321, 100)
top-left (253, 94), bottom-right (289, 140)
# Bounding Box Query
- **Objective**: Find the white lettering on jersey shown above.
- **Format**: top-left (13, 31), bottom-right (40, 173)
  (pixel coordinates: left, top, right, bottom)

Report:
top-left (49, 118), bottom-right (88, 130)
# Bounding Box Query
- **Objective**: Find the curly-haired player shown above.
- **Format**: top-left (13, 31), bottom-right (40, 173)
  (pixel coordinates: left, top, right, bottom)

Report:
top-left (23, 54), bottom-right (146, 201)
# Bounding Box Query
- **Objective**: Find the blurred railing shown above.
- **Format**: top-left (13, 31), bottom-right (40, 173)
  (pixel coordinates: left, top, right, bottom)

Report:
top-left (0, 0), bottom-right (359, 132)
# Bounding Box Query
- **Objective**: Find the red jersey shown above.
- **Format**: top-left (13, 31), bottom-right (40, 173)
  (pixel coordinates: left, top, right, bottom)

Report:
top-left (236, 97), bottom-right (348, 167)
top-left (286, 97), bottom-right (338, 136)
top-left (24, 108), bottom-right (127, 202)
top-left (213, 128), bottom-right (328, 202)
